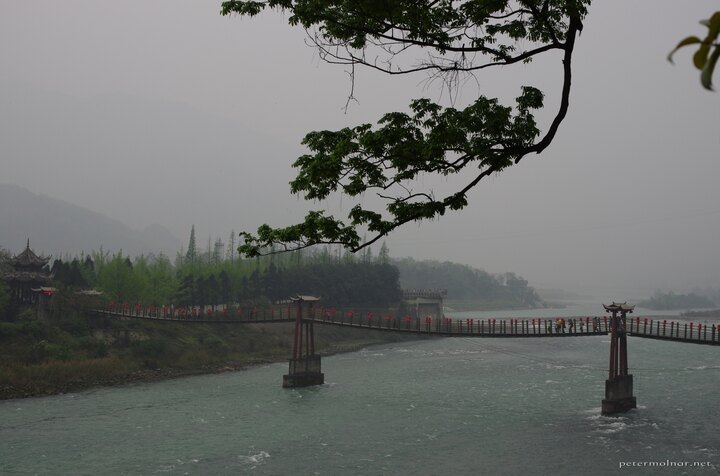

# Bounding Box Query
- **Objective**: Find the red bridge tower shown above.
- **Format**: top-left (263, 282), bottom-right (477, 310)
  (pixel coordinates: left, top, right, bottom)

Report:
top-left (601, 302), bottom-right (637, 415)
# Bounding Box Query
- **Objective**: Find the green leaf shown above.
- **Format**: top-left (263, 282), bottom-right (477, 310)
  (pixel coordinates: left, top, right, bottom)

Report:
top-left (701, 46), bottom-right (720, 90)
top-left (220, 1), bottom-right (267, 17)
top-left (693, 43), bottom-right (711, 70)
top-left (700, 11), bottom-right (720, 28)
top-left (667, 36), bottom-right (701, 63)
top-left (697, 12), bottom-right (720, 73)
top-left (706, 11), bottom-right (720, 43)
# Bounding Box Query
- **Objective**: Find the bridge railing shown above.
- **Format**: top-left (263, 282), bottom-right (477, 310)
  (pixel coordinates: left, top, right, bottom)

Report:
top-left (100, 303), bottom-right (296, 322)
top-left (627, 316), bottom-right (720, 345)
top-left (95, 303), bottom-right (720, 344)
top-left (305, 310), bottom-right (720, 343)
top-left (306, 310), bottom-right (613, 336)
top-left (99, 303), bottom-right (614, 335)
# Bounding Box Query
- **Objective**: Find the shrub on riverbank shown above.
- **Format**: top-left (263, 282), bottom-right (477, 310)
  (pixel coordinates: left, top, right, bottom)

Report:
top-left (0, 308), bottom-right (420, 399)
top-left (0, 356), bottom-right (138, 397)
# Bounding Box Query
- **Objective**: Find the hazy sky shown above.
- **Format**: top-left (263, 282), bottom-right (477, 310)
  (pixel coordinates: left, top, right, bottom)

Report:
top-left (1, 1), bottom-right (719, 298)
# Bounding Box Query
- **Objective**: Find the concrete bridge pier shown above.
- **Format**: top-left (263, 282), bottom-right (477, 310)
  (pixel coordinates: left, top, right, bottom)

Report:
top-left (601, 302), bottom-right (637, 415)
top-left (283, 296), bottom-right (324, 388)
top-left (283, 354), bottom-right (324, 388)
top-left (602, 375), bottom-right (636, 414)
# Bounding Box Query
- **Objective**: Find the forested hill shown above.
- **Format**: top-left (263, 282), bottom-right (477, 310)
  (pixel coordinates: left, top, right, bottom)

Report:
top-left (639, 291), bottom-right (716, 310)
top-left (395, 258), bottom-right (542, 309)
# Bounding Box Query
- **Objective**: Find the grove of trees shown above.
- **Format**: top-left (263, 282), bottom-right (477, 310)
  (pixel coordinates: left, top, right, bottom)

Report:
top-left (639, 291), bottom-right (716, 311)
top-left (48, 235), bottom-right (402, 309)
top-left (395, 258), bottom-right (542, 308)
top-left (28, 239), bottom-right (544, 313)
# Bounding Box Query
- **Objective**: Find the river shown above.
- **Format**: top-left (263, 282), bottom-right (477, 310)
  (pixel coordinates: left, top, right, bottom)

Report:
top-left (1, 302), bottom-right (719, 475)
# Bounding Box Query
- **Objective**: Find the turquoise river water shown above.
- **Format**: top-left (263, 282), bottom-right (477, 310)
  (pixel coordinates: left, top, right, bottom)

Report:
top-left (1, 303), bottom-right (719, 475)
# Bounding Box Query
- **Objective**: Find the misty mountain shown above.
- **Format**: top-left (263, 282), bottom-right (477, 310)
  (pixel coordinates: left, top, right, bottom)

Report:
top-left (0, 80), bottom-right (300, 244)
top-left (0, 184), bottom-right (181, 258)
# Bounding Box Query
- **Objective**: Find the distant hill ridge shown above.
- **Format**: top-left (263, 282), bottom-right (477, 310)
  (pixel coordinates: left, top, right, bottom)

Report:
top-left (0, 184), bottom-right (181, 258)
top-left (394, 257), bottom-right (543, 309)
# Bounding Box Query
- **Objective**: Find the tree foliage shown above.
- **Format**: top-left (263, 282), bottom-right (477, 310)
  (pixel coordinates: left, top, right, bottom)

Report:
top-left (52, 258), bottom-right (92, 289)
top-left (0, 248), bottom-right (12, 318)
top-left (395, 258), bottom-right (541, 307)
top-left (49, 241), bottom-right (403, 308)
top-left (668, 11), bottom-right (720, 90)
top-left (0, 282), bottom-right (9, 319)
top-left (639, 290), bottom-right (716, 311)
top-left (185, 225), bottom-right (198, 263)
top-left (221, 0), bottom-right (589, 256)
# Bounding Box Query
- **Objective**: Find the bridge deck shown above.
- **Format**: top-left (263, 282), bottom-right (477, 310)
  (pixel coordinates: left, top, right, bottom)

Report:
top-left (93, 307), bottom-right (720, 345)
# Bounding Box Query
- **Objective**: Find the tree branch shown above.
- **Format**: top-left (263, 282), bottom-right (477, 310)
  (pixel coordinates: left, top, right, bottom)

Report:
top-left (223, 1), bottom-right (589, 257)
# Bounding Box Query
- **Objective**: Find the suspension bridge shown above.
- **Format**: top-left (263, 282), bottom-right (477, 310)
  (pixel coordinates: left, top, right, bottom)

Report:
top-left (94, 299), bottom-right (719, 415)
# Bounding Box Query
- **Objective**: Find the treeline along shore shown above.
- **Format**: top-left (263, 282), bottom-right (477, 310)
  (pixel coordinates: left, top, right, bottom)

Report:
top-left (0, 238), bottom-right (539, 399)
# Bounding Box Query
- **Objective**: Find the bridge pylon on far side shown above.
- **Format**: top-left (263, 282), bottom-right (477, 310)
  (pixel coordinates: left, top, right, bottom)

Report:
top-left (283, 295), bottom-right (325, 388)
top-left (401, 289), bottom-right (447, 321)
top-left (601, 302), bottom-right (637, 415)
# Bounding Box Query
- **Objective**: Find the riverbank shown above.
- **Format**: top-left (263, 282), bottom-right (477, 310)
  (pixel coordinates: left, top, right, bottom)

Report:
top-left (444, 298), bottom-right (555, 312)
top-left (0, 341), bottom-right (390, 400)
top-left (0, 313), bottom-right (423, 400)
